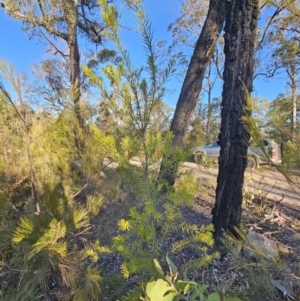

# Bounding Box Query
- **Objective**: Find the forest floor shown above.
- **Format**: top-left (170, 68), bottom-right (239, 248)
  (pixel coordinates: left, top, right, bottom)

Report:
top-left (95, 159), bottom-right (300, 300)
top-left (183, 161), bottom-right (300, 209)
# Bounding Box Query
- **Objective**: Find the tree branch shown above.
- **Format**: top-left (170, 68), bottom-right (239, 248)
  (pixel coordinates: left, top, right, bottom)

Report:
top-left (0, 2), bottom-right (69, 41)
top-left (254, 62), bottom-right (282, 79)
top-left (40, 31), bottom-right (68, 61)
top-left (212, 49), bottom-right (223, 80)
top-left (257, 7), bottom-right (283, 50)
top-left (37, 0), bottom-right (45, 17)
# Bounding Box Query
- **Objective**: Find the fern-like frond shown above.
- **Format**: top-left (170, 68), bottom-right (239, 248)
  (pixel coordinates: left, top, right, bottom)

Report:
top-left (27, 219), bottom-right (67, 259)
top-left (181, 253), bottom-right (220, 272)
top-left (119, 284), bottom-right (144, 301)
top-left (180, 222), bottom-right (200, 234)
top-left (121, 256), bottom-right (154, 279)
top-left (12, 217), bottom-right (35, 244)
top-left (86, 195), bottom-right (103, 216)
top-left (120, 284), bottom-right (144, 301)
top-left (72, 207), bottom-right (90, 230)
top-left (42, 182), bottom-right (69, 220)
top-left (73, 267), bottom-right (102, 301)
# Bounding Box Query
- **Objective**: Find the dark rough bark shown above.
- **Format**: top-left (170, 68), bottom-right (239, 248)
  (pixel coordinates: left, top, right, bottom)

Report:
top-left (159, 0), bottom-right (228, 186)
top-left (212, 0), bottom-right (259, 239)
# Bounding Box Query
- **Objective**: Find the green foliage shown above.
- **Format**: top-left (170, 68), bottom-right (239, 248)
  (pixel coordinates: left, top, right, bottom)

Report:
top-left (84, 4), bottom-right (220, 298)
top-left (85, 0), bottom-right (174, 145)
top-left (185, 97), bottom-right (221, 149)
top-left (224, 228), bottom-right (288, 301)
top-left (119, 284), bottom-right (144, 301)
top-left (0, 62), bottom-right (112, 300)
top-left (243, 92), bottom-right (300, 194)
top-left (185, 117), bottom-right (206, 148)
top-left (113, 187), bottom-right (218, 279)
top-left (86, 194), bottom-right (104, 216)
top-left (1, 181), bottom-right (105, 301)
top-left (140, 257), bottom-right (236, 301)
top-left (266, 95), bottom-right (296, 139)
top-left (242, 175), bottom-right (265, 206)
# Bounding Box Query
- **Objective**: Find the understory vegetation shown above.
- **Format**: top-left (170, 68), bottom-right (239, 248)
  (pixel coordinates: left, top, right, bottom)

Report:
top-left (1, 0), bottom-right (300, 300)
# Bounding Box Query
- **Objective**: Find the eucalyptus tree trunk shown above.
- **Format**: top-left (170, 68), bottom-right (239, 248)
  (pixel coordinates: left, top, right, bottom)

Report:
top-left (206, 63), bottom-right (213, 142)
top-left (68, 15), bottom-right (85, 131)
top-left (287, 65), bottom-right (297, 142)
top-left (212, 0), bottom-right (259, 239)
top-left (159, 0), bottom-right (228, 186)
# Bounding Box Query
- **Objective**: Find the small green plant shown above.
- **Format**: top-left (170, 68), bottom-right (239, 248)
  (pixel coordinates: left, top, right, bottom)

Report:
top-left (242, 175), bottom-right (265, 206)
top-left (0, 182), bottom-right (107, 301)
top-left (194, 152), bottom-right (215, 169)
top-left (242, 175), bottom-right (255, 205)
top-left (140, 256), bottom-right (239, 301)
top-left (84, 0), bottom-right (219, 291)
top-left (223, 227), bottom-right (291, 301)
top-left (112, 166), bottom-right (218, 279)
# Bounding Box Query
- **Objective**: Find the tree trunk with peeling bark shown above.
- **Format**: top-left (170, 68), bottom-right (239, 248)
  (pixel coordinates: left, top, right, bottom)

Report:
top-left (212, 0), bottom-right (259, 240)
top-left (158, 0), bottom-right (228, 186)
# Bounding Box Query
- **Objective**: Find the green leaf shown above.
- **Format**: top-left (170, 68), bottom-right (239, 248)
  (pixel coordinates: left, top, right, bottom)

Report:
top-left (178, 280), bottom-right (199, 286)
top-left (176, 280), bottom-right (198, 295)
top-left (207, 292), bottom-right (221, 301)
top-left (183, 270), bottom-right (188, 281)
top-left (183, 283), bottom-right (192, 295)
top-left (195, 284), bottom-right (208, 295)
top-left (166, 255), bottom-right (178, 274)
top-left (146, 280), bottom-right (156, 298)
top-left (146, 279), bottom-right (176, 301)
top-left (165, 275), bottom-right (173, 284)
top-left (175, 281), bottom-right (186, 292)
top-left (190, 291), bottom-right (200, 300)
top-left (153, 259), bottom-right (164, 277)
top-left (162, 292), bottom-right (177, 301)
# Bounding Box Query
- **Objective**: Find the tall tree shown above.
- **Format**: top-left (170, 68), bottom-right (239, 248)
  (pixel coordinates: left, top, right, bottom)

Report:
top-left (0, 0), bottom-right (103, 129)
top-left (255, 1), bottom-right (300, 140)
top-left (273, 39), bottom-right (300, 140)
top-left (212, 0), bottom-right (260, 239)
top-left (202, 62), bottom-right (221, 142)
top-left (266, 93), bottom-right (300, 157)
top-left (159, 0), bottom-right (228, 186)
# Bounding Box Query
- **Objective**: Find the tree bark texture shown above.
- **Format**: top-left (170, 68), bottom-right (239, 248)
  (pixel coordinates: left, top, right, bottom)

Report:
top-left (212, 0), bottom-right (259, 239)
top-left (159, 0), bottom-right (228, 186)
top-left (287, 66), bottom-right (297, 142)
top-left (67, 6), bottom-right (85, 131)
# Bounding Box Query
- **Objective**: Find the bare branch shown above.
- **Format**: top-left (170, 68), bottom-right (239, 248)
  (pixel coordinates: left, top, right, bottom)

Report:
top-left (212, 49), bottom-right (223, 80)
top-left (40, 31), bottom-right (68, 61)
top-left (254, 62), bottom-right (282, 79)
top-left (0, 2), bottom-right (69, 41)
top-left (37, 0), bottom-right (46, 17)
top-left (257, 7), bottom-right (283, 50)
top-left (0, 82), bottom-right (26, 124)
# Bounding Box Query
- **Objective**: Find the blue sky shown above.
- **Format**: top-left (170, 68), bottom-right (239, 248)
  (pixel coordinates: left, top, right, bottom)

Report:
top-left (0, 2), bottom-right (287, 108)
top-left (0, 12), bottom-right (45, 70)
